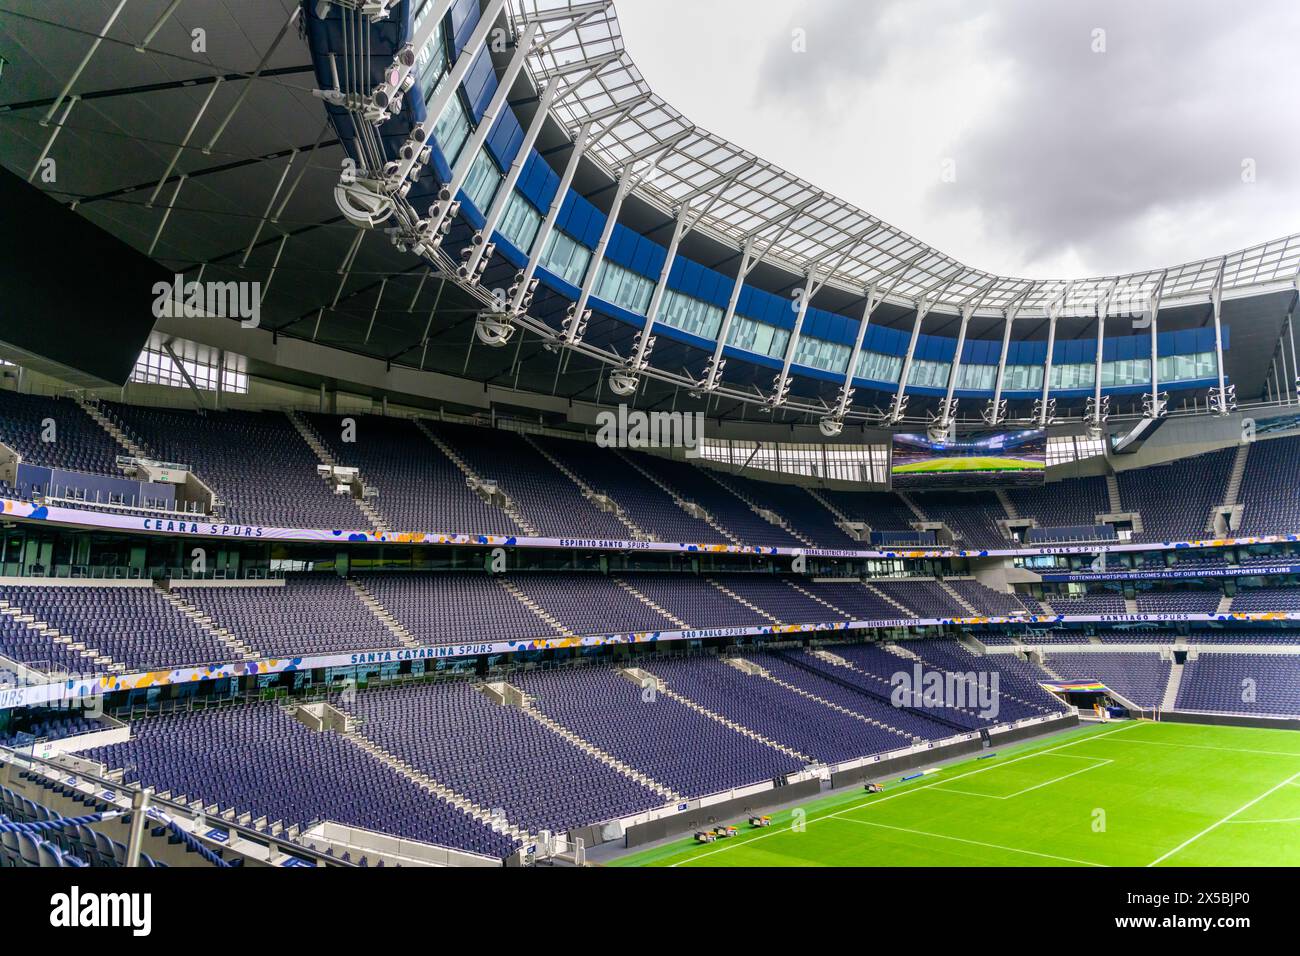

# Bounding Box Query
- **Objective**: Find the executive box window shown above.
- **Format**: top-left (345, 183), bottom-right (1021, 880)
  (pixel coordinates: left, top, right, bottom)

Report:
top-left (497, 192), bottom-right (541, 252)
top-left (537, 229), bottom-right (590, 286)
top-left (728, 316), bottom-right (790, 359)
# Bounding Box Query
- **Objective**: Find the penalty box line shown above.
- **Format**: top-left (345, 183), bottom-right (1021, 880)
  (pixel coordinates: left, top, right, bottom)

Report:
top-left (671, 721), bottom-right (1144, 867)
top-left (834, 817), bottom-right (1108, 867)
top-left (931, 756), bottom-right (1113, 800)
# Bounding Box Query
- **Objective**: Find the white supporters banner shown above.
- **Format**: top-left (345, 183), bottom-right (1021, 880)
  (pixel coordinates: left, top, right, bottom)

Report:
top-left (3, 610), bottom-right (1300, 712)
top-left (4, 496), bottom-right (1299, 561)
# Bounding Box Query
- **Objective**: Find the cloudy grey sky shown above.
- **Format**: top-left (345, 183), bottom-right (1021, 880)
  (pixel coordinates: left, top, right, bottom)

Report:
top-left (613, 0), bottom-right (1300, 279)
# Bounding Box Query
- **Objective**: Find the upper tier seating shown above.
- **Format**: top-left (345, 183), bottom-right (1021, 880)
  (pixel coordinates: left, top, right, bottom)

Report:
top-left (304, 413), bottom-right (517, 534)
top-left (0, 584), bottom-right (231, 671)
top-left (178, 577), bottom-right (392, 658)
top-left (707, 474), bottom-right (859, 548)
top-left (85, 704), bottom-right (518, 857)
top-left (0, 392), bottom-right (124, 478)
top-left (102, 404), bottom-right (362, 529)
top-left (630, 455), bottom-right (805, 547)
top-left (425, 422), bottom-right (628, 539)
top-left (909, 492), bottom-right (1009, 549)
top-left (1117, 449), bottom-right (1234, 542)
top-left (816, 489), bottom-right (920, 535)
top-left (530, 436), bottom-right (717, 542)
top-left (1238, 435), bottom-right (1300, 535)
top-left (1007, 475), bottom-right (1111, 531)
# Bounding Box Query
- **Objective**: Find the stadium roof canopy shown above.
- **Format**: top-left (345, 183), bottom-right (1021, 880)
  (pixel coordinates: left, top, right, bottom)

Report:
top-left (0, 0), bottom-right (1297, 434)
top-left (509, 0), bottom-right (1299, 315)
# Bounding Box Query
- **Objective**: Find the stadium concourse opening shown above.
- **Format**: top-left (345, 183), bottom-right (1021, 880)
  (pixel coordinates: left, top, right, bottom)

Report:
top-left (0, 0), bottom-right (1296, 933)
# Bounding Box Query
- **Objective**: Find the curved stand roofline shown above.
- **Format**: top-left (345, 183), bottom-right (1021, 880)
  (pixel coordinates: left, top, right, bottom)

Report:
top-left (302, 0), bottom-right (1299, 430)
top-left (507, 0), bottom-right (1299, 317)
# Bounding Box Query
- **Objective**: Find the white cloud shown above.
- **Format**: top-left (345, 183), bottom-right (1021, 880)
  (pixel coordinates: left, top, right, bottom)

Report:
top-left (612, 0), bottom-right (1300, 279)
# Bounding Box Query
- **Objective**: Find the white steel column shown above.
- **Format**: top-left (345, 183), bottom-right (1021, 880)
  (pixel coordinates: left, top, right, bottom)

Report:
top-left (626, 167), bottom-right (744, 373)
top-left (423, 0), bottom-right (508, 142)
top-left (986, 283), bottom-right (1035, 425)
top-left (1210, 256), bottom-right (1230, 414)
top-left (564, 170), bottom-right (635, 344)
top-left (1146, 270), bottom-right (1167, 417)
top-left (824, 255), bottom-right (922, 431)
top-left (887, 269), bottom-right (961, 424)
top-left (770, 229), bottom-right (873, 406)
top-left (1037, 285), bottom-right (1069, 428)
top-left (938, 280), bottom-right (995, 430)
top-left (460, 53), bottom-right (622, 279)
top-left (459, 74), bottom-right (562, 278)
top-left (429, 20), bottom-right (542, 238)
top-left (701, 196), bottom-right (821, 391)
top-left (1090, 282), bottom-right (1116, 428)
top-left (506, 119), bottom-right (596, 315)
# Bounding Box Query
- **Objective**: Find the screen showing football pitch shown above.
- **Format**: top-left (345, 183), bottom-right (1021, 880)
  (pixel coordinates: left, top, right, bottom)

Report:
top-left (890, 429), bottom-right (1047, 489)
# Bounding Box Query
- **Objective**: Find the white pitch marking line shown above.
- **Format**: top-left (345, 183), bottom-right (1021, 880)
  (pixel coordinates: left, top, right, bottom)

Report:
top-left (669, 721), bottom-right (1144, 867)
top-left (1226, 817), bottom-right (1300, 825)
top-left (1099, 737), bottom-right (1300, 759)
top-left (1147, 768), bottom-right (1300, 867)
top-left (931, 757), bottom-right (1113, 800)
top-left (834, 817), bottom-right (1108, 867)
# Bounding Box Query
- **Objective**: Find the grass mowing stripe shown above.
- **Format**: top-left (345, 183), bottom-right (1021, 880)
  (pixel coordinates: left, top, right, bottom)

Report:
top-left (615, 721), bottom-right (1300, 868)
top-left (1145, 767), bottom-right (1300, 867)
top-left (668, 721), bottom-right (1142, 867)
top-left (832, 817), bottom-right (1108, 867)
top-left (931, 757), bottom-right (1111, 799)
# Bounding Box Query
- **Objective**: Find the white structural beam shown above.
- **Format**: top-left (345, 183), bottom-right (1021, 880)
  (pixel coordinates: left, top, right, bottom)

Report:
top-left (701, 196), bottom-right (821, 391)
top-left (627, 168), bottom-right (746, 371)
top-left (939, 279), bottom-right (996, 428)
top-left (459, 74), bottom-right (562, 278)
top-left (1146, 270), bottom-right (1168, 417)
top-left (770, 229), bottom-right (874, 406)
top-left (430, 20), bottom-right (542, 238)
top-left (1037, 285), bottom-right (1070, 427)
top-left (41, 0), bottom-right (128, 125)
top-left (1288, 310), bottom-right (1300, 403)
top-left (1210, 255), bottom-right (1230, 414)
top-left (986, 282), bottom-right (1036, 424)
top-left (507, 119), bottom-right (598, 314)
top-left (423, 0), bottom-right (509, 148)
top-left (564, 169), bottom-right (636, 344)
top-left (887, 268), bottom-right (962, 424)
top-left (829, 253), bottom-right (925, 423)
top-left (1090, 281), bottom-right (1117, 427)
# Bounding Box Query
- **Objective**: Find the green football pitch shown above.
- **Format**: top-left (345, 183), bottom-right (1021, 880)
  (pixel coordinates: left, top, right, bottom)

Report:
top-left (611, 721), bottom-right (1300, 868)
top-left (892, 456), bottom-right (1045, 474)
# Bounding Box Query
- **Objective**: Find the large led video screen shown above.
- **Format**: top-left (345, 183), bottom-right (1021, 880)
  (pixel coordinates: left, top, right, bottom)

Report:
top-left (890, 429), bottom-right (1047, 489)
